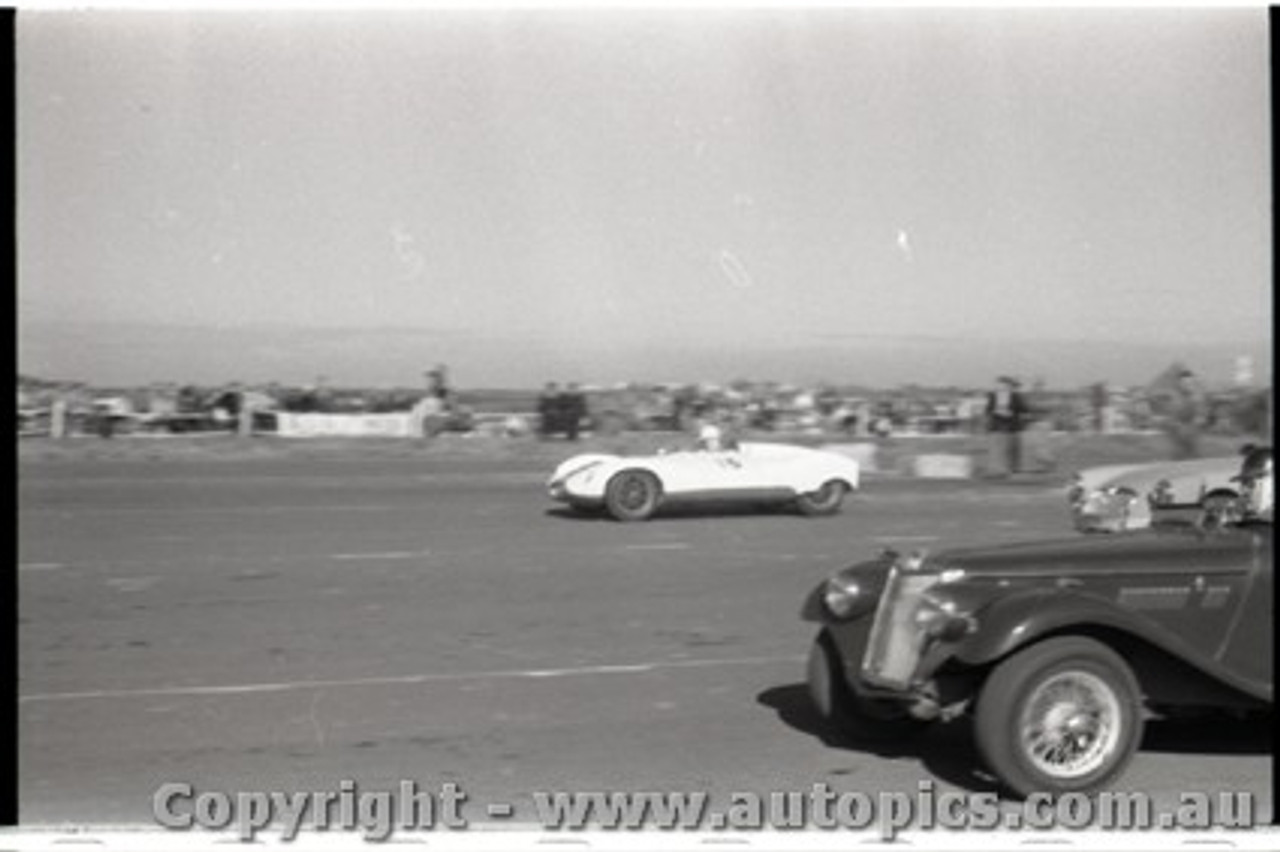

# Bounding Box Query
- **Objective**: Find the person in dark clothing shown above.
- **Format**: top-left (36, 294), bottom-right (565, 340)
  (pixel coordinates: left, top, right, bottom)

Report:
top-left (426, 365), bottom-right (451, 408)
top-left (1089, 382), bottom-right (1109, 433)
top-left (1164, 369), bottom-right (1207, 460)
top-left (537, 382), bottom-right (561, 439)
top-left (214, 385), bottom-right (243, 432)
top-left (986, 376), bottom-right (1029, 476)
top-left (560, 383), bottom-right (587, 441)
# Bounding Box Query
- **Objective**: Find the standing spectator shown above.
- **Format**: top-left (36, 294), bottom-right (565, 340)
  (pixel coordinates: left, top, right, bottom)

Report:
top-left (50, 395), bottom-right (68, 439)
top-left (1164, 368), bottom-right (1208, 460)
top-left (560, 383), bottom-right (587, 441)
top-left (412, 393), bottom-right (444, 438)
top-left (831, 400), bottom-right (859, 436)
top-left (537, 382), bottom-right (561, 439)
top-left (671, 386), bottom-right (695, 432)
top-left (93, 394), bottom-right (132, 439)
top-left (312, 375), bottom-right (334, 413)
top-left (1089, 382), bottom-right (1110, 433)
top-left (986, 376), bottom-right (1029, 476)
top-left (413, 367), bottom-right (445, 438)
top-left (1021, 378), bottom-right (1056, 472)
top-left (426, 364), bottom-right (451, 407)
top-left (177, 385), bottom-right (203, 414)
top-left (411, 365), bottom-right (455, 438)
top-left (213, 383), bottom-right (243, 432)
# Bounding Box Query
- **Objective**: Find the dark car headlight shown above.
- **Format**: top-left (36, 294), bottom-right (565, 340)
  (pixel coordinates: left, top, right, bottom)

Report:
top-left (823, 575), bottom-right (866, 619)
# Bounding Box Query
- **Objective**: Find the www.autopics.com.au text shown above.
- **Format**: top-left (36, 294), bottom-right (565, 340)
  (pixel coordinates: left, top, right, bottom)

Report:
top-left (151, 779), bottom-right (1258, 841)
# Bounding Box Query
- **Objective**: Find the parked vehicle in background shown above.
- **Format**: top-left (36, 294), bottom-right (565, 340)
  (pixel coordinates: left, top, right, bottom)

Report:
top-left (1067, 454), bottom-right (1243, 533)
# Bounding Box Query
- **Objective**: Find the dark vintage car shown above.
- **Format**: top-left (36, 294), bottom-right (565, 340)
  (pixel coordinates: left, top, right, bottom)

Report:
top-left (802, 451), bottom-right (1273, 798)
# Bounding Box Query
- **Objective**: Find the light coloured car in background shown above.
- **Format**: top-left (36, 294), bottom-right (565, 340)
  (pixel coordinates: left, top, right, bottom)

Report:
top-left (547, 442), bottom-right (861, 521)
top-left (1067, 455), bottom-right (1243, 533)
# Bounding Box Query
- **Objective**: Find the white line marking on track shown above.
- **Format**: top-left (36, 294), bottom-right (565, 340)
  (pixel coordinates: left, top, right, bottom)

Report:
top-left (329, 550), bottom-right (431, 561)
top-left (18, 562), bottom-right (65, 572)
top-left (21, 504), bottom-right (397, 517)
top-left (871, 535), bottom-right (940, 543)
top-left (18, 654), bottom-right (803, 703)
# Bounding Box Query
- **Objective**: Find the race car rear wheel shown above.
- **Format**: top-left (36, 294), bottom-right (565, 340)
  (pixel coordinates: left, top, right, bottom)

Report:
top-left (796, 480), bottom-right (847, 516)
top-left (604, 470), bottom-right (661, 522)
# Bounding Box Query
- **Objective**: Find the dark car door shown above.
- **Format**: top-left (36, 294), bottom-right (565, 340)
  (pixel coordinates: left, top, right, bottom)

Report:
top-left (1214, 524), bottom-right (1273, 691)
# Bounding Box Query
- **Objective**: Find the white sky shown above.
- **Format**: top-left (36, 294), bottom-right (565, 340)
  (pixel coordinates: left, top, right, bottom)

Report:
top-left (17, 9), bottom-right (1272, 387)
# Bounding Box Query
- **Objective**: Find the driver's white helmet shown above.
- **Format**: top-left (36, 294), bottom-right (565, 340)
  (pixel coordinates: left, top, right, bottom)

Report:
top-left (698, 423), bottom-right (723, 452)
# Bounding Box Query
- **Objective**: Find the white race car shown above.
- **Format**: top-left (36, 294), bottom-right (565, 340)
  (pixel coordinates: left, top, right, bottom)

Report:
top-left (547, 442), bottom-right (862, 521)
top-left (1067, 455), bottom-right (1243, 533)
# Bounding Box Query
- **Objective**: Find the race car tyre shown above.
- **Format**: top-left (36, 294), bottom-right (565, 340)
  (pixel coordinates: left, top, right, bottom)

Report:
top-left (974, 636), bottom-right (1144, 799)
top-left (604, 470), bottom-right (661, 522)
top-left (806, 630), bottom-right (925, 741)
top-left (796, 480), bottom-right (847, 516)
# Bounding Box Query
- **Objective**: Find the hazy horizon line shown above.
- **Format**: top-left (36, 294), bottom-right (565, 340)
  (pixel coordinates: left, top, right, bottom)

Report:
top-left (18, 317), bottom-right (1269, 351)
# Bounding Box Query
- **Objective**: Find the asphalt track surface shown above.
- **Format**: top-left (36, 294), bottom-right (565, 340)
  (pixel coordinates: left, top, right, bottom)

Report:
top-left (18, 454), bottom-right (1273, 827)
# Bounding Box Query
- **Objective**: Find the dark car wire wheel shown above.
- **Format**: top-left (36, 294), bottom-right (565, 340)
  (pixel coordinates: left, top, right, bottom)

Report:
top-left (975, 636), bottom-right (1143, 798)
top-left (807, 630), bottom-right (925, 741)
top-left (604, 470), bottom-right (662, 522)
top-left (796, 480), bottom-right (848, 517)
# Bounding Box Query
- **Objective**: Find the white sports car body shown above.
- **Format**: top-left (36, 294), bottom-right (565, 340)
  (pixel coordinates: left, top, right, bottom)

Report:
top-left (547, 442), bottom-right (862, 521)
top-left (1067, 455), bottom-right (1242, 533)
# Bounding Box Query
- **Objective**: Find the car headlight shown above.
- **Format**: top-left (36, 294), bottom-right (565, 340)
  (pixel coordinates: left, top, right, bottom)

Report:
top-left (823, 575), bottom-right (864, 619)
top-left (823, 550), bottom-right (939, 620)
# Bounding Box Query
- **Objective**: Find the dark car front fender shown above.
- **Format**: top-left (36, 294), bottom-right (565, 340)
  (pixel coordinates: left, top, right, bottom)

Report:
top-left (800, 584), bottom-right (826, 623)
top-left (949, 588), bottom-right (1268, 701)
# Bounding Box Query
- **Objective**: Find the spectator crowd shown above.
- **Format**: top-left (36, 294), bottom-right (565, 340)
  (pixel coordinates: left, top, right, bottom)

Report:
top-left (17, 361), bottom-right (1271, 456)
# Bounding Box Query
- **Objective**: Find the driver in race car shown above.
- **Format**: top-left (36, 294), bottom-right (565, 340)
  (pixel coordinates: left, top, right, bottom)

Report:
top-left (696, 415), bottom-right (740, 453)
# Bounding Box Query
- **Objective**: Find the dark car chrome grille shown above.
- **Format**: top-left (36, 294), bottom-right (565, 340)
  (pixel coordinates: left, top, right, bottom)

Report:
top-left (860, 567), bottom-right (940, 690)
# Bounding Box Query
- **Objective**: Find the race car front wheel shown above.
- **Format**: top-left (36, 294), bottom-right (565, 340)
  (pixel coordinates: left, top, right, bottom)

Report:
top-left (604, 470), bottom-right (661, 522)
